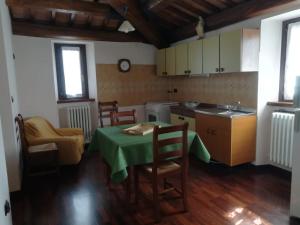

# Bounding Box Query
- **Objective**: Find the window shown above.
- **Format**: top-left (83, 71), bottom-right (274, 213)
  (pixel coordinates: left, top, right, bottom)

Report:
top-left (54, 43), bottom-right (89, 100)
top-left (280, 18), bottom-right (300, 101)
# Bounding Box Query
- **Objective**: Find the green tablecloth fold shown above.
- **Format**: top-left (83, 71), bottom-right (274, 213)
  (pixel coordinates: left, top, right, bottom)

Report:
top-left (88, 122), bottom-right (210, 183)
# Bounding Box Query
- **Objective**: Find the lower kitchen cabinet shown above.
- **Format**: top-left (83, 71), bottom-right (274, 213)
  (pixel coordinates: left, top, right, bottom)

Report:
top-left (171, 113), bottom-right (195, 131)
top-left (196, 113), bottom-right (256, 166)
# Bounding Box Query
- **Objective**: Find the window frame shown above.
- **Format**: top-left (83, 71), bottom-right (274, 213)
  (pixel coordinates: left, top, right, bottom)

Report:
top-left (279, 17), bottom-right (300, 101)
top-left (54, 43), bottom-right (89, 101)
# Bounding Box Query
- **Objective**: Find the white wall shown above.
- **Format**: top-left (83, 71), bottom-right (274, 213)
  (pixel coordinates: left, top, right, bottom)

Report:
top-left (94, 41), bottom-right (156, 64)
top-left (255, 9), bottom-right (300, 165)
top-left (0, 1), bottom-right (21, 192)
top-left (14, 36), bottom-right (59, 127)
top-left (13, 36), bottom-right (156, 129)
top-left (255, 19), bottom-right (283, 165)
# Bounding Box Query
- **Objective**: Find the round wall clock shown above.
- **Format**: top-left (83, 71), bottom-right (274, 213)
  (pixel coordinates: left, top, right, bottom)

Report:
top-left (118, 59), bottom-right (131, 72)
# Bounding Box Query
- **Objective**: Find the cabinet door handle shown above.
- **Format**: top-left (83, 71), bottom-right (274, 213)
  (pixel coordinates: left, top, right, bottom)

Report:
top-left (178, 116), bottom-right (185, 120)
top-left (216, 68), bottom-right (219, 72)
top-left (220, 68), bottom-right (225, 72)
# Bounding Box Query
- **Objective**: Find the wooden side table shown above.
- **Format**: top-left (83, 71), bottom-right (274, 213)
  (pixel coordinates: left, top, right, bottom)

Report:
top-left (26, 143), bottom-right (60, 176)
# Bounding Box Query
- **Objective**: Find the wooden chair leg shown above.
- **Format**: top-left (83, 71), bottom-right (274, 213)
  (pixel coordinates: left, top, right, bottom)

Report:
top-left (134, 167), bottom-right (139, 204)
top-left (153, 178), bottom-right (160, 222)
top-left (163, 178), bottom-right (167, 189)
top-left (181, 172), bottom-right (188, 212)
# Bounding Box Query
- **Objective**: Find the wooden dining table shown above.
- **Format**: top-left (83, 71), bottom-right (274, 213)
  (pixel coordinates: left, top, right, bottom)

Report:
top-left (88, 122), bottom-right (211, 184)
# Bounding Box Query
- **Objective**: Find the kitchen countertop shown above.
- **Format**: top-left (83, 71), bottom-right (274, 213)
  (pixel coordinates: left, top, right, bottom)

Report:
top-left (170, 103), bottom-right (256, 118)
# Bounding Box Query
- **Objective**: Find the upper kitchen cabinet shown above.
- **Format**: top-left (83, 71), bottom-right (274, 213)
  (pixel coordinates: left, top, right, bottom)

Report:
top-left (155, 28), bottom-right (259, 76)
top-left (166, 47), bottom-right (176, 76)
top-left (188, 40), bottom-right (203, 75)
top-left (175, 43), bottom-right (188, 76)
top-left (203, 35), bottom-right (220, 74)
top-left (156, 49), bottom-right (166, 76)
top-left (219, 29), bottom-right (260, 73)
top-left (175, 41), bottom-right (203, 75)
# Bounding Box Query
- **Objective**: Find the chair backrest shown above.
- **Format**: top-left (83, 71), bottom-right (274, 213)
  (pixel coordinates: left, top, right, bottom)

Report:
top-left (110, 110), bottom-right (136, 126)
top-left (152, 122), bottom-right (189, 174)
top-left (99, 101), bottom-right (118, 127)
top-left (15, 114), bottom-right (28, 154)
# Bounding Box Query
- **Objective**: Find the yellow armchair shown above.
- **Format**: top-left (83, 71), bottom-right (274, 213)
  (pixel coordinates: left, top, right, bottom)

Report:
top-left (24, 117), bottom-right (84, 165)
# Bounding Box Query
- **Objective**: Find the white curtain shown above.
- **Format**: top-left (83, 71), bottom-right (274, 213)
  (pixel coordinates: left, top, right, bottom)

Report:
top-left (285, 22), bottom-right (300, 100)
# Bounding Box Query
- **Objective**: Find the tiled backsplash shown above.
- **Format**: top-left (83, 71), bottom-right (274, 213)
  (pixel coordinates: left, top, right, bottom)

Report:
top-left (168, 72), bottom-right (258, 108)
top-left (96, 64), bottom-right (169, 106)
top-left (96, 64), bottom-right (258, 108)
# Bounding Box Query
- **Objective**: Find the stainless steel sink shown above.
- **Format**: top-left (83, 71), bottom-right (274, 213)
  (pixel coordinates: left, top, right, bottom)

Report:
top-left (218, 110), bottom-right (252, 116)
top-left (194, 106), bottom-right (255, 118)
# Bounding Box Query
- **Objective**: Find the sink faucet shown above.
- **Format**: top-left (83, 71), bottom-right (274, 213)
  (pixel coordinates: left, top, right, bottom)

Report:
top-left (232, 101), bottom-right (241, 110)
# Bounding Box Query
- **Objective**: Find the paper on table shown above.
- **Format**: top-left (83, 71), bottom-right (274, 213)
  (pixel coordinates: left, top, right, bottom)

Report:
top-left (123, 123), bottom-right (156, 136)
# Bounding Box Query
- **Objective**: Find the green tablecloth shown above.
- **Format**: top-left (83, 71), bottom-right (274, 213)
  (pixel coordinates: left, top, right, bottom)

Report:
top-left (88, 122), bottom-right (210, 183)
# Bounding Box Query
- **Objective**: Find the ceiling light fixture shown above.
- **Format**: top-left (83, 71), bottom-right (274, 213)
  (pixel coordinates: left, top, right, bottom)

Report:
top-left (118, 5), bottom-right (135, 33)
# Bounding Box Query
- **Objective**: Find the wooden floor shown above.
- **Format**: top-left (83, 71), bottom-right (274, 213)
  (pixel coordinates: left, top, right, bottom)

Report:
top-left (11, 152), bottom-right (300, 225)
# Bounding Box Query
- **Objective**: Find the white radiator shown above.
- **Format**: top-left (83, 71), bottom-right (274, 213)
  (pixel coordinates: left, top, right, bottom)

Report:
top-left (270, 112), bottom-right (295, 168)
top-left (67, 104), bottom-right (92, 143)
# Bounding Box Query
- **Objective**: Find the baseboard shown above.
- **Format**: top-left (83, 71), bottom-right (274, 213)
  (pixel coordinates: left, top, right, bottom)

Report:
top-left (253, 164), bottom-right (291, 178)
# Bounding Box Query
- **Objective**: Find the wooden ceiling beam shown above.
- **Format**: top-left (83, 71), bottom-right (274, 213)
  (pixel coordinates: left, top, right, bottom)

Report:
top-left (12, 20), bottom-right (146, 42)
top-left (6, 0), bottom-right (111, 17)
top-left (103, 0), bottom-right (168, 48)
top-left (169, 0), bottom-right (299, 43)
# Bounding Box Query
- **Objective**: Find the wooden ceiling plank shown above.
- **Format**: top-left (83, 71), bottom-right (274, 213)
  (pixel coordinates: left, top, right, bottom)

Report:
top-left (103, 0), bottom-right (168, 48)
top-left (72, 14), bottom-right (89, 28)
top-left (6, 0), bottom-right (111, 17)
top-left (31, 9), bottom-right (52, 24)
top-left (169, 0), bottom-right (298, 43)
top-left (190, 0), bottom-right (221, 14)
top-left (154, 12), bottom-right (182, 27)
top-left (12, 20), bottom-right (146, 42)
top-left (55, 12), bottom-right (71, 26)
top-left (204, 0), bottom-right (229, 10)
top-left (163, 8), bottom-right (195, 24)
top-left (169, 4), bottom-right (199, 20)
top-left (172, 3), bottom-right (207, 18)
top-left (10, 6), bottom-right (30, 19)
top-left (145, 0), bottom-right (176, 12)
top-left (206, 0), bottom-right (297, 29)
top-left (90, 15), bottom-right (105, 28)
top-left (145, 12), bottom-right (179, 30)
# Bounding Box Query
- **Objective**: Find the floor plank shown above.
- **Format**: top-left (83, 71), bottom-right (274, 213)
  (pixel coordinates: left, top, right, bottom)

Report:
top-left (11, 152), bottom-right (300, 225)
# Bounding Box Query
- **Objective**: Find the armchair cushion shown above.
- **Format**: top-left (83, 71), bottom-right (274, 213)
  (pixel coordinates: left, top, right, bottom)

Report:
top-left (24, 117), bottom-right (84, 165)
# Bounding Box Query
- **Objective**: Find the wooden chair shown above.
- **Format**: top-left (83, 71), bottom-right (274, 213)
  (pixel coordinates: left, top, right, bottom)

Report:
top-left (106, 109), bottom-right (136, 196)
top-left (134, 122), bottom-right (189, 222)
top-left (98, 101), bottom-right (118, 127)
top-left (110, 109), bottom-right (136, 126)
top-left (15, 114), bottom-right (59, 177)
